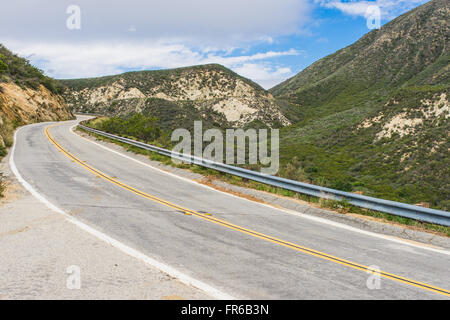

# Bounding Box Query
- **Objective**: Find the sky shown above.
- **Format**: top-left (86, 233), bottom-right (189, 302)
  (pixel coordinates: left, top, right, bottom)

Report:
top-left (0, 0), bottom-right (430, 89)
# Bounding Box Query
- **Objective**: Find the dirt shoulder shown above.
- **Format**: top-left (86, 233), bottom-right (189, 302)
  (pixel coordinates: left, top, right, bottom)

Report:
top-left (0, 153), bottom-right (211, 300)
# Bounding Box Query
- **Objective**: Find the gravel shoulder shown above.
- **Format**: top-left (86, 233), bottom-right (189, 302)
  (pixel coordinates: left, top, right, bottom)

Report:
top-left (0, 153), bottom-right (211, 300)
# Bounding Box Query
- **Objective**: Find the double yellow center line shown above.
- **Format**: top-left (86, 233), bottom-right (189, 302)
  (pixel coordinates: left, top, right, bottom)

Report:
top-left (45, 124), bottom-right (450, 297)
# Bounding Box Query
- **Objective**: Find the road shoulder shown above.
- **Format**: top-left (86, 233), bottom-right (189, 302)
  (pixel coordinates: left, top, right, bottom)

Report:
top-left (0, 153), bottom-right (212, 300)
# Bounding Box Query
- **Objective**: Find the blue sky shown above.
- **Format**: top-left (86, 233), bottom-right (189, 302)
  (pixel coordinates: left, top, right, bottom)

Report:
top-left (0, 0), bottom-right (429, 89)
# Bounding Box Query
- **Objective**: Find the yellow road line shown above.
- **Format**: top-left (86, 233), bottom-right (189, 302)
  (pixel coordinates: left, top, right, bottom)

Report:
top-left (45, 124), bottom-right (450, 297)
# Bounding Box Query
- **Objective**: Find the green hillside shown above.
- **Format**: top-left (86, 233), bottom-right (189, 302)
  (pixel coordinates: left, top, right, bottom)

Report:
top-left (0, 44), bottom-right (63, 94)
top-left (272, 0), bottom-right (449, 210)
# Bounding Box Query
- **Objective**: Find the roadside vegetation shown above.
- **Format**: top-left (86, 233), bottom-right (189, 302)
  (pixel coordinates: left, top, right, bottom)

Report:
top-left (0, 114), bottom-right (18, 198)
top-left (90, 114), bottom-right (162, 144)
top-left (0, 173), bottom-right (5, 198)
top-left (0, 118), bottom-right (16, 198)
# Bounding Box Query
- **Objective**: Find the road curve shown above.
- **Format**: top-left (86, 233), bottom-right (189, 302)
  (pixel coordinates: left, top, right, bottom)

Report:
top-left (11, 117), bottom-right (450, 299)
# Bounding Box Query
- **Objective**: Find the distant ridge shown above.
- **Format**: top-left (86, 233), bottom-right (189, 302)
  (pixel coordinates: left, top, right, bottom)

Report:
top-left (61, 64), bottom-right (290, 129)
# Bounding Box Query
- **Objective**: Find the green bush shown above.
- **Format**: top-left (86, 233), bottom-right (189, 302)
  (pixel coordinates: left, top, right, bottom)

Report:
top-left (0, 56), bottom-right (8, 73)
top-left (0, 173), bottom-right (5, 198)
top-left (0, 44), bottom-right (62, 94)
top-left (0, 145), bottom-right (6, 157)
top-left (279, 156), bottom-right (306, 182)
top-left (91, 114), bottom-right (162, 144)
top-left (330, 180), bottom-right (353, 192)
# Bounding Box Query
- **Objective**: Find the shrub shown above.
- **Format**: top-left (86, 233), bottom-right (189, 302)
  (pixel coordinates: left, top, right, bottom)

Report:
top-left (330, 180), bottom-right (353, 192)
top-left (279, 156), bottom-right (307, 181)
top-left (0, 56), bottom-right (8, 73)
top-left (92, 114), bottom-right (162, 144)
top-left (0, 44), bottom-right (62, 94)
top-left (0, 173), bottom-right (5, 198)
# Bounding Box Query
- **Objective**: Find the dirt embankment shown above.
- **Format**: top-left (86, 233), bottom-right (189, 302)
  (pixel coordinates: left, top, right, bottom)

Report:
top-left (0, 82), bottom-right (74, 147)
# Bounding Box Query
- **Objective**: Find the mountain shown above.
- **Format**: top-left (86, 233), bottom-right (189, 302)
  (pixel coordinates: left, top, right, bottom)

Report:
top-left (61, 64), bottom-right (290, 130)
top-left (57, 0), bottom-right (449, 210)
top-left (0, 44), bottom-right (73, 156)
top-left (271, 0), bottom-right (448, 116)
top-left (272, 0), bottom-right (449, 210)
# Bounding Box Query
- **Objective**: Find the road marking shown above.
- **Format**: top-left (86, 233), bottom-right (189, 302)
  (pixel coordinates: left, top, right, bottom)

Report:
top-left (47, 124), bottom-right (450, 297)
top-left (9, 125), bottom-right (234, 300)
top-left (71, 123), bottom-right (450, 257)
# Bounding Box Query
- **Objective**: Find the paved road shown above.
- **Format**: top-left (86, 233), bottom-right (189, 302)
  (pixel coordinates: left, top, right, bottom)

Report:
top-left (11, 117), bottom-right (450, 299)
top-left (0, 169), bottom-right (210, 300)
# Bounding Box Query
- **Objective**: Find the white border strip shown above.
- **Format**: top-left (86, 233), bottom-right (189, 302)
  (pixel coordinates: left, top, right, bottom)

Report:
top-left (72, 123), bottom-right (450, 256)
top-left (10, 125), bottom-right (235, 300)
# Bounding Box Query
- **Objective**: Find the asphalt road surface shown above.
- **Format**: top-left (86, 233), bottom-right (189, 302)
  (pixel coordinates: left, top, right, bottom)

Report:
top-left (10, 117), bottom-right (450, 299)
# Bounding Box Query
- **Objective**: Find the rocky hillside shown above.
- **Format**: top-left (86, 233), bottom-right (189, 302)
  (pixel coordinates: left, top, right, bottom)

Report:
top-left (0, 44), bottom-right (73, 156)
top-left (61, 64), bottom-right (290, 129)
top-left (272, 0), bottom-right (449, 210)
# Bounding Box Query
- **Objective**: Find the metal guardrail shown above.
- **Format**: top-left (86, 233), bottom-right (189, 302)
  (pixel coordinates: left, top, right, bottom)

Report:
top-left (78, 124), bottom-right (450, 226)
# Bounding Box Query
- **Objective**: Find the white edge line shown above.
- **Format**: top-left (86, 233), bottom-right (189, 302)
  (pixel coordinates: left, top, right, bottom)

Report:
top-left (71, 122), bottom-right (450, 256)
top-left (10, 125), bottom-right (235, 300)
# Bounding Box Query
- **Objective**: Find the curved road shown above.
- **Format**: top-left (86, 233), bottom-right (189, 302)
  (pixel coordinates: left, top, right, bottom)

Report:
top-left (10, 117), bottom-right (450, 299)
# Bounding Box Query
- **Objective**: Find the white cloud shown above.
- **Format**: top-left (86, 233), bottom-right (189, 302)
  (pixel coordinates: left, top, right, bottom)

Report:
top-left (315, 0), bottom-right (429, 19)
top-left (233, 63), bottom-right (295, 89)
top-left (0, 0), bottom-right (311, 46)
top-left (0, 0), bottom-right (311, 89)
top-left (3, 40), bottom-right (300, 89)
top-left (315, 37), bottom-right (329, 43)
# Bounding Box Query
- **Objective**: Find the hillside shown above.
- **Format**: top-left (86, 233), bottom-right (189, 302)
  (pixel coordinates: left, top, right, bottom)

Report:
top-left (271, 0), bottom-right (448, 113)
top-left (61, 64), bottom-right (290, 130)
top-left (0, 44), bottom-right (73, 158)
top-left (272, 0), bottom-right (449, 210)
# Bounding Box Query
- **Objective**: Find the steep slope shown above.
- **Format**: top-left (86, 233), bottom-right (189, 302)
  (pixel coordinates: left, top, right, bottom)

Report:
top-left (61, 64), bottom-right (290, 129)
top-left (271, 0), bottom-right (448, 115)
top-left (272, 0), bottom-right (449, 210)
top-left (0, 44), bottom-right (73, 157)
